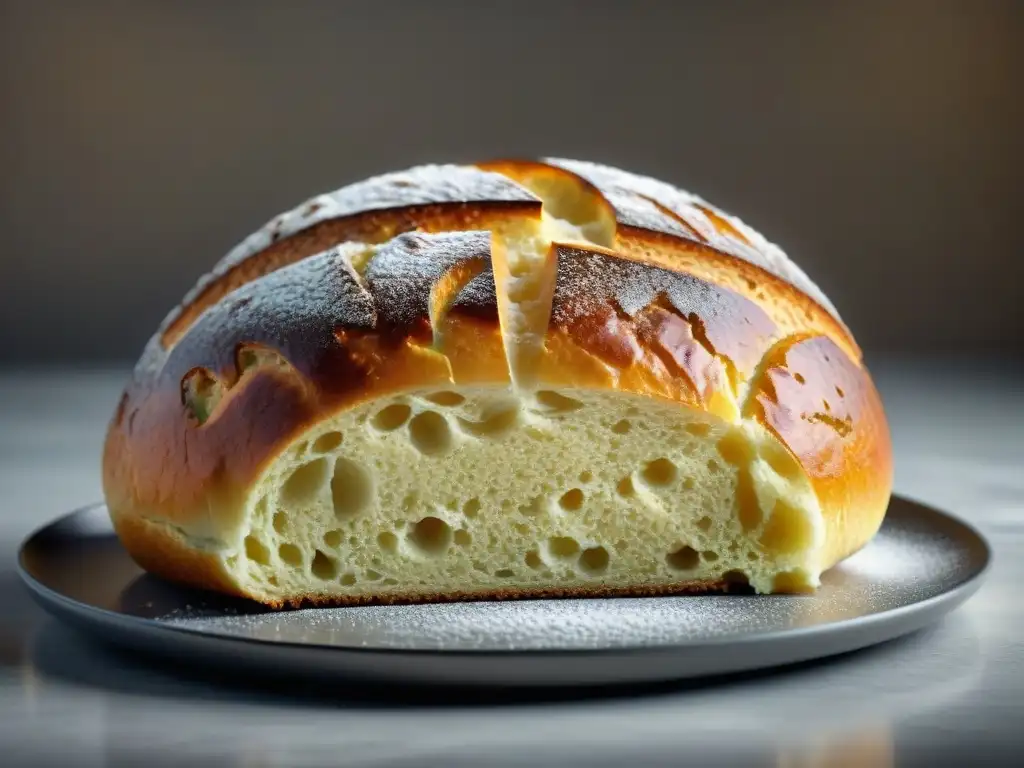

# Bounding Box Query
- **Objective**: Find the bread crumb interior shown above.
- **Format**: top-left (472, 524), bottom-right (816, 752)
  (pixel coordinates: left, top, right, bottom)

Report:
top-left (222, 387), bottom-right (823, 603)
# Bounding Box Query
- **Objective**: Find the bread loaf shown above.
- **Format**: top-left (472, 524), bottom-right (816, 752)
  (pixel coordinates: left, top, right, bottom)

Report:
top-left (102, 158), bottom-right (892, 607)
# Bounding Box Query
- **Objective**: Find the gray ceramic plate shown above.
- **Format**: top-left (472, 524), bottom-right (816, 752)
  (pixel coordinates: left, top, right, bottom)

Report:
top-left (18, 495), bottom-right (989, 687)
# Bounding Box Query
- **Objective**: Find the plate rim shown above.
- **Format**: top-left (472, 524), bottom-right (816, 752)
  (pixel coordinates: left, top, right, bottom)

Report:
top-left (17, 494), bottom-right (992, 659)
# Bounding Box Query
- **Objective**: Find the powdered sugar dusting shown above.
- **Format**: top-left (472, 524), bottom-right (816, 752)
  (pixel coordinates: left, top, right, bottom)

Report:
top-left (545, 158), bottom-right (842, 322)
top-left (177, 165), bottom-right (536, 315)
top-left (364, 231), bottom-right (496, 332)
top-left (161, 245), bottom-right (376, 383)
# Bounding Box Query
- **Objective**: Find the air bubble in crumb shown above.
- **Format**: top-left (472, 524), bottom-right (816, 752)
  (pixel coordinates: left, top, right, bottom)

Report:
top-left (323, 530), bottom-right (342, 548)
top-left (525, 551), bottom-right (543, 569)
top-left (666, 545), bottom-right (700, 570)
top-left (453, 529), bottom-right (472, 547)
top-left (272, 511), bottom-right (288, 534)
top-left (547, 536), bottom-right (580, 558)
top-left (697, 516), bottom-right (713, 532)
top-left (331, 457), bottom-right (372, 518)
top-left (281, 458), bottom-right (328, 505)
top-left (340, 573), bottom-right (357, 586)
top-left (312, 431), bottom-right (343, 453)
top-left (279, 543), bottom-right (303, 567)
top-left (457, 408), bottom-right (519, 438)
top-left (535, 390), bottom-right (584, 413)
top-left (423, 391), bottom-right (466, 407)
top-left (616, 476), bottom-right (635, 497)
top-left (685, 422), bottom-right (711, 437)
top-left (641, 458), bottom-right (678, 487)
top-left (611, 419), bottom-right (631, 434)
top-left (578, 470), bottom-right (594, 483)
top-left (377, 531), bottom-right (399, 552)
top-left (244, 536), bottom-right (270, 565)
top-left (722, 570), bottom-right (750, 588)
top-left (408, 516), bottom-right (452, 555)
top-left (558, 488), bottom-right (585, 511)
top-left (372, 403), bottom-right (411, 431)
top-left (409, 411), bottom-right (453, 455)
top-left (311, 550), bottom-right (337, 580)
top-left (462, 498), bottom-right (481, 517)
top-left (579, 546), bottom-right (610, 575)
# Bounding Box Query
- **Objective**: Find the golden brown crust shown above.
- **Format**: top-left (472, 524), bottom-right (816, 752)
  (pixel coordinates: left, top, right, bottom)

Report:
top-left (537, 245), bottom-right (780, 419)
top-left (110, 513), bottom-right (247, 599)
top-left (614, 228), bottom-right (861, 362)
top-left (483, 158), bottom-right (859, 362)
top-left (745, 335), bottom-right (893, 568)
top-left (103, 158), bottom-right (893, 604)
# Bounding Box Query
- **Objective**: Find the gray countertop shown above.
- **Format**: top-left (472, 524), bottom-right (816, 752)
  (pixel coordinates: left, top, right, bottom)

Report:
top-left (1, 361), bottom-right (1021, 767)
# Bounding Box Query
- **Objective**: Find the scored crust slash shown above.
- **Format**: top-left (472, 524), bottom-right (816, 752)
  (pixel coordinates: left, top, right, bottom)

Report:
top-left (102, 158), bottom-right (893, 608)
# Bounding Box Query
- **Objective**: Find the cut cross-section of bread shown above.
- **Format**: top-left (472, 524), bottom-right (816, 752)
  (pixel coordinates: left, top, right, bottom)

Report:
top-left (235, 387), bottom-right (824, 602)
top-left (103, 158), bottom-right (892, 608)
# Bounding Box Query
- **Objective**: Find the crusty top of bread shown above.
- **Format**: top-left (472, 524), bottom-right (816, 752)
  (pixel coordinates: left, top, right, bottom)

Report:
top-left (161, 166), bottom-right (537, 348)
top-left (157, 159), bottom-right (853, 353)
top-left (104, 159), bottom-right (889, 576)
top-left (542, 158), bottom-right (841, 321)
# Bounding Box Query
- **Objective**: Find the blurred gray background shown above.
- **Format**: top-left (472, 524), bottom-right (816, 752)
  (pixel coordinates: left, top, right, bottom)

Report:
top-left (1, 0), bottom-right (1021, 365)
